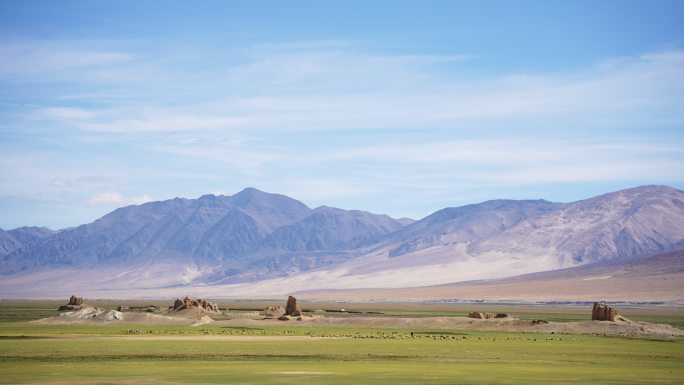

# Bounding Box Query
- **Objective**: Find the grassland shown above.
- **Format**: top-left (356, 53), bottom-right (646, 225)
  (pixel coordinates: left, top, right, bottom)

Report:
top-left (0, 300), bottom-right (682, 384)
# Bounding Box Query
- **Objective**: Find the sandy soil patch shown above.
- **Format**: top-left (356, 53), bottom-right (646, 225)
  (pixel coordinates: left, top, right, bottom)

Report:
top-left (212, 315), bottom-right (683, 338)
top-left (31, 308), bottom-right (209, 325)
top-left (32, 308), bottom-right (682, 339)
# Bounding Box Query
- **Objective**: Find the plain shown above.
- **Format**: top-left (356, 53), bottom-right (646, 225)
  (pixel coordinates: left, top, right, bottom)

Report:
top-left (0, 300), bottom-right (683, 384)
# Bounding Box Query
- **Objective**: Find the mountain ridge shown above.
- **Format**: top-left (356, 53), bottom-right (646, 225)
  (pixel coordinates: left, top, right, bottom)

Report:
top-left (0, 187), bottom-right (410, 280)
top-left (385, 198), bottom-right (565, 258)
top-left (1, 184), bottom-right (683, 299)
top-left (469, 184), bottom-right (684, 265)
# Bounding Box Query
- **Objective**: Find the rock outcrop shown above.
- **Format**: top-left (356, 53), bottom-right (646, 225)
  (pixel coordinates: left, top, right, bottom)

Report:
top-left (592, 302), bottom-right (622, 321)
top-left (285, 296), bottom-right (302, 316)
top-left (468, 311), bottom-right (494, 319)
top-left (171, 296), bottom-right (219, 312)
top-left (117, 305), bottom-right (161, 313)
top-left (261, 305), bottom-right (285, 318)
top-left (58, 295), bottom-right (89, 311)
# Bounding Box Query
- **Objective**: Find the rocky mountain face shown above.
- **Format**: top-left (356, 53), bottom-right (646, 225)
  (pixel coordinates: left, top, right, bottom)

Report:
top-left (385, 199), bottom-right (564, 257)
top-left (264, 206), bottom-right (410, 253)
top-left (250, 185), bottom-right (684, 294)
top-left (0, 229), bottom-right (23, 258)
top-left (469, 185), bottom-right (684, 265)
top-left (8, 227), bottom-right (55, 246)
top-left (0, 188), bottom-right (410, 280)
top-left (206, 206), bottom-right (413, 283)
top-left (0, 227), bottom-right (54, 258)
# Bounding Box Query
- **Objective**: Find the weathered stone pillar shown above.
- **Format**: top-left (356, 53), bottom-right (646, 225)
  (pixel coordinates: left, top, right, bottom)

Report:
top-left (285, 296), bottom-right (301, 316)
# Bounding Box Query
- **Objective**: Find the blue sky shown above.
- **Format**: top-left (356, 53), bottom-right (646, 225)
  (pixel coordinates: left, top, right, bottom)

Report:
top-left (1, 0), bottom-right (683, 229)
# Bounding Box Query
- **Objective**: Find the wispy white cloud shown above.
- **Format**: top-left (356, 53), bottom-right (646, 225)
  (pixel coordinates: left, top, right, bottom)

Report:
top-left (294, 138), bottom-right (684, 186)
top-left (273, 179), bottom-right (378, 203)
top-left (87, 191), bottom-right (153, 206)
top-left (138, 132), bottom-right (684, 192)
top-left (40, 107), bottom-right (99, 120)
top-left (8, 39), bottom-right (684, 136)
top-left (80, 114), bottom-right (251, 134)
top-left (0, 39), bottom-right (132, 82)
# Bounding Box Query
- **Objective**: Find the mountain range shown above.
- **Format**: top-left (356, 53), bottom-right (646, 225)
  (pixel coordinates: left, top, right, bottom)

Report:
top-left (1, 185), bottom-right (683, 299)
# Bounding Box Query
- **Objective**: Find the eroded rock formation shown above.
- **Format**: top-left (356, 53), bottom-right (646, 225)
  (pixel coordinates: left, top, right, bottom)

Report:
top-left (592, 302), bottom-right (621, 321)
top-left (261, 305), bottom-right (285, 318)
top-left (58, 295), bottom-right (88, 311)
top-left (468, 311), bottom-right (494, 319)
top-left (285, 296), bottom-right (302, 316)
top-left (171, 296), bottom-right (219, 312)
top-left (117, 305), bottom-right (161, 313)
top-left (173, 298), bottom-right (184, 310)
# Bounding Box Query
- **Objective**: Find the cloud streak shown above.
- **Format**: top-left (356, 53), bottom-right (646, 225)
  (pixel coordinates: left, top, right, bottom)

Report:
top-left (1, 37), bottom-right (683, 227)
top-left (5, 38), bottom-right (683, 135)
top-left (87, 191), bottom-right (153, 206)
top-left (0, 39), bottom-right (132, 83)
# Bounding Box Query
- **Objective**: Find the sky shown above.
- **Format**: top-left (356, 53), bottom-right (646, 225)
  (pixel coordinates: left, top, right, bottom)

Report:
top-left (1, 0), bottom-right (683, 229)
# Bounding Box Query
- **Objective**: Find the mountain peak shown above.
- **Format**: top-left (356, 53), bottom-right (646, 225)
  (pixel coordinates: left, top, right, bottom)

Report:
top-left (236, 186), bottom-right (262, 195)
top-left (232, 187), bottom-right (268, 205)
top-left (313, 205), bottom-right (342, 213)
top-left (586, 184), bottom-right (682, 200)
top-left (568, 184), bottom-right (684, 210)
top-left (9, 225), bottom-right (54, 233)
top-left (627, 184), bottom-right (683, 195)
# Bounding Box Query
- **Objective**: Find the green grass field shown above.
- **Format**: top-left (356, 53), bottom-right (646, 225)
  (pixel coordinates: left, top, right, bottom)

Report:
top-left (0, 301), bottom-right (682, 384)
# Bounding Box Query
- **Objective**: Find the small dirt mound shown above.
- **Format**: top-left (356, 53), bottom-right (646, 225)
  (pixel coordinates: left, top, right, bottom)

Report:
top-left (191, 316), bottom-right (215, 326)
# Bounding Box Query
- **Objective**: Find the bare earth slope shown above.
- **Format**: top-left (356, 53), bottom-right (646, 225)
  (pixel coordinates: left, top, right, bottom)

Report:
top-left (297, 249), bottom-right (684, 302)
